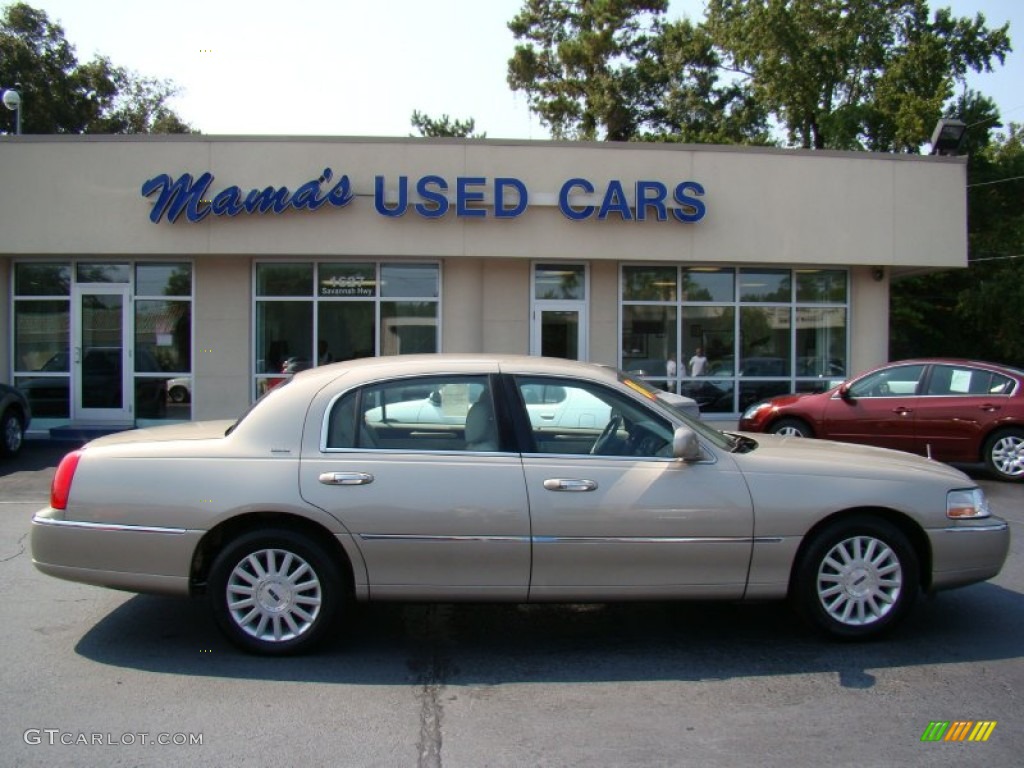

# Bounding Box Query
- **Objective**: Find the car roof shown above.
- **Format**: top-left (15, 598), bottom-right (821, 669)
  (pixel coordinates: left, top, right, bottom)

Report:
top-left (883, 358), bottom-right (1024, 377)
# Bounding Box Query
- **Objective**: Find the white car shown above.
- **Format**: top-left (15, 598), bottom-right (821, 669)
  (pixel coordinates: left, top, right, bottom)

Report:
top-left (366, 380), bottom-right (699, 430)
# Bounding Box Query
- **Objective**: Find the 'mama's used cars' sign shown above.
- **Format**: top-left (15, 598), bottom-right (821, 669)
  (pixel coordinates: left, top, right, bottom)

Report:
top-left (140, 168), bottom-right (706, 225)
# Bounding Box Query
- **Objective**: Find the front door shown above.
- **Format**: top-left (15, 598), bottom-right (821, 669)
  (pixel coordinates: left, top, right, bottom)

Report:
top-left (73, 284), bottom-right (131, 422)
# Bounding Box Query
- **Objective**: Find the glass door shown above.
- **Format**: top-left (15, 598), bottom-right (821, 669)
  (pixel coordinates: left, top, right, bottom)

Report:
top-left (532, 304), bottom-right (586, 361)
top-left (73, 284), bottom-right (131, 422)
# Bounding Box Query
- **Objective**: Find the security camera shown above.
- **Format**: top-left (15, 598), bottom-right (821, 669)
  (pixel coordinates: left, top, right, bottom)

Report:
top-left (2, 89), bottom-right (21, 111)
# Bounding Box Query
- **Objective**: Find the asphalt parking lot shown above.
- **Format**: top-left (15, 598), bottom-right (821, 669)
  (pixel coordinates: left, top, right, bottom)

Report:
top-left (1, 438), bottom-right (1021, 768)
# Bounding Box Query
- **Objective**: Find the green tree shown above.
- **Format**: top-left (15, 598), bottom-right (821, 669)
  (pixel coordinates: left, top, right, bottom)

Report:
top-left (507, 0), bottom-right (668, 140)
top-left (705, 0), bottom-right (1010, 151)
top-left (410, 110), bottom-right (485, 138)
top-left (0, 2), bottom-right (194, 134)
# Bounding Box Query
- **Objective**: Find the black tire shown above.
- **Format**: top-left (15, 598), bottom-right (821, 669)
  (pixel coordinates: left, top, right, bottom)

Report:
top-left (768, 417), bottom-right (814, 438)
top-left (169, 386), bottom-right (189, 404)
top-left (0, 409), bottom-right (25, 457)
top-left (791, 515), bottom-right (919, 639)
top-left (208, 528), bottom-right (343, 655)
top-left (983, 428), bottom-right (1024, 482)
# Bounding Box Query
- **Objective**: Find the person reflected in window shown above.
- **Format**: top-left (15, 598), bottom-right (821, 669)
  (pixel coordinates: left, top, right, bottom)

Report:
top-left (689, 347), bottom-right (708, 377)
top-left (666, 353), bottom-right (677, 378)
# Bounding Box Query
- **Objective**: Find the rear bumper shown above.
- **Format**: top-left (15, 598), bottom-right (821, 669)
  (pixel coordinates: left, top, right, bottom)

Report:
top-left (31, 511), bottom-right (202, 596)
top-left (928, 519), bottom-right (1010, 591)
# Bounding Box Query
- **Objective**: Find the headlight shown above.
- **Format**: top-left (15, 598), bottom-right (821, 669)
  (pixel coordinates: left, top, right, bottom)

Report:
top-left (947, 488), bottom-right (990, 519)
top-left (741, 402), bottom-right (770, 421)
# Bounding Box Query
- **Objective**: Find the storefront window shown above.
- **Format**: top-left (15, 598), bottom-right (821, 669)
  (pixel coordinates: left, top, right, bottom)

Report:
top-left (381, 302), bottom-right (439, 356)
top-left (257, 263), bottom-right (314, 296)
top-left (739, 269), bottom-right (791, 302)
top-left (796, 307), bottom-right (847, 378)
top-left (623, 266), bottom-right (676, 301)
top-left (622, 266), bottom-right (847, 414)
top-left (796, 269), bottom-right (847, 303)
top-left (15, 263), bottom-right (70, 296)
top-left (254, 261), bottom-right (440, 396)
top-left (136, 263), bottom-right (192, 297)
top-left (534, 264), bottom-right (585, 300)
top-left (683, 268), bottom-right (734, 302)
top-left (622, 305), bottom-right (676, 387)
top-left (76, 263), bottom-right (130, 283)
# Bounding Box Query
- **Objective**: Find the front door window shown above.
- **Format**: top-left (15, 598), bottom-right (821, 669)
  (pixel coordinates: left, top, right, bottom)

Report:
top-left (75, 285), bottom-right (131, 421)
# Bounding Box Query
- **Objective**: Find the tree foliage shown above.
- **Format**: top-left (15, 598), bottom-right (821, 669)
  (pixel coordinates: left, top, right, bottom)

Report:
top-left (0, 2), bottom-right (194, 134)
top-left (705, 0), bottom-right (1010, 151)
top-left (410, 110), bottom-right (485, 138)
top-left (506, 0), bottom-right (1009, 151)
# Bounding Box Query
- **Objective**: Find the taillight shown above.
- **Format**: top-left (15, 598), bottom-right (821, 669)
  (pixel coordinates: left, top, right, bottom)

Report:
top-left (51, 450), bottom-right (83, 510)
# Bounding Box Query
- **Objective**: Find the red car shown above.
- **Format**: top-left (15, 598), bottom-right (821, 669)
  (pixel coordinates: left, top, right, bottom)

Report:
top-left (738, 358), bottom-right (1024, 481)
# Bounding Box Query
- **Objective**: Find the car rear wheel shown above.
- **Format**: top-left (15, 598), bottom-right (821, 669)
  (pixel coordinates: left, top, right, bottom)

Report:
top-left (792, 516), bottom-right (918, 639)
top-left (984, 428), bottom-right (1024, 482)
top-left (209, 528), bottom-right (342, 655)
top-left (0, 409), bottom-right (25, 457)
top-left (768, 417), bottom-right (813, 438)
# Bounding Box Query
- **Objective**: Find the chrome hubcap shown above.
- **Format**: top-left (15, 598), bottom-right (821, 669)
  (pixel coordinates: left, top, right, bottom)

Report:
top-left (816, 535), bottom-right (902, 626)
top-left (991, 436), bottom-right (1024, 477)
top-left (776, 426), bottom-right (804, 437)
top-left (226, 548), bottom-right (322, 642)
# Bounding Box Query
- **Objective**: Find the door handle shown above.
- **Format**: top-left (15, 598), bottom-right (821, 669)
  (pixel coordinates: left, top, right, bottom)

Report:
top-left (543, 478), bottom-right (598, 492)
top-left (319, 472), bottom-right (374, 486)
top-left (979, 404), bottom-right (1000, 413)
top-left (891, 407), bottom-right (912, 415)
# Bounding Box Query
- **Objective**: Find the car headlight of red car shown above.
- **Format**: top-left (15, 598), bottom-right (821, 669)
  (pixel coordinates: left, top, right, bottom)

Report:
top-left (947, 488), bottom-right (991, 519)
top-left (741, 402), bottom-right (771, 422)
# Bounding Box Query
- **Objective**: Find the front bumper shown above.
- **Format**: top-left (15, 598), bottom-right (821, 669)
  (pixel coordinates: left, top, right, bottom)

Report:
top-left (927, 518), bottom-right (1011, 591)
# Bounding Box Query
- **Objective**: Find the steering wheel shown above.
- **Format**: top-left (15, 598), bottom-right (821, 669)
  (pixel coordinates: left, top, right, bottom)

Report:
top-left (591, 414), bottom-right (623, 455)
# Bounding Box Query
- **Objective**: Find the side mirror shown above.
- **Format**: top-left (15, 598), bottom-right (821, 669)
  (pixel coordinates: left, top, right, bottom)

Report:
top-left (672, 426), bottom-right (703, 461)
top-left (838, 384), bottom-right (853, 402)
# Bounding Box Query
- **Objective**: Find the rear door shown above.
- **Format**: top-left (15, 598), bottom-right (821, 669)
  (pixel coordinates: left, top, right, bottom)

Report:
top-left (299, 373), bottom-right (531, 600)
top-left (819, 364), bottom-right (925, 453)
top-left (914, 364), bottom-right (1016, 461)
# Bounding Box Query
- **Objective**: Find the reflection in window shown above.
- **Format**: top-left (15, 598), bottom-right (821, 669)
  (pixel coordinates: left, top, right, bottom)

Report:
top-left (740, 307), bottom-right (791, 374)
top-left (622, 266), bottom-right (676, 301)
top-left (15, 263), bottom-right (71, 296)
top-left (683, 268), bottom-right (734, 302)
top-left (796, 269), bottom-right (847, 303)
top-left (326, 376), bottom-right (494, 452)
top-left (622, 305), bottom-right (676, 378)
top-left (622, 266), bottom-right (848, 414)
top-left (739, 269), bottom-right (791, 302)
top-left (535, 264), bottom-right (585, 300)
top-left (136, 263), bottom-right (192, 297)
top-left (76, 263), bottom-right (131, 284)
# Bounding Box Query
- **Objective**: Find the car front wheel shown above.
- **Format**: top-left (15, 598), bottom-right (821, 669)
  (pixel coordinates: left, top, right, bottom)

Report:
top-left (209, 528), bottom-right (342, 655)
top-left (792, 516), bottom-right (918, 639)
top-left (984, 429), bottom-right (1024, 482)
top-left (768, 417), bottom-right (813, 438)
top-left (0, 409), bottom-right (25, 457)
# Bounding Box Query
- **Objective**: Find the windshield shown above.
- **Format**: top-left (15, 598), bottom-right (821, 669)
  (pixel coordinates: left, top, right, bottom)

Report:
top-left (617, 372), bottom-right (737, 451)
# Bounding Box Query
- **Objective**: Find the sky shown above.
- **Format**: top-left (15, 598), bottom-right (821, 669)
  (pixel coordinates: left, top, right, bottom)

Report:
top-left (8, 0), bottom-right (1024, 140)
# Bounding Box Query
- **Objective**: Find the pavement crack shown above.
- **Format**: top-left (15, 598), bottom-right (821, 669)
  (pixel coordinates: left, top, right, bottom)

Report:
top-left (407, 605), bottom-right (458, 768)
top-left (0, 531), bottom-right (28, 563)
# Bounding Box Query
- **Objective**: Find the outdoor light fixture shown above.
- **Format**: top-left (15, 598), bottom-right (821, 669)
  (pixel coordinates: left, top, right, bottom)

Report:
top-left (930, 118), bottom-right (967, 156)
top-left (2, 87), bottom-right (21, 134)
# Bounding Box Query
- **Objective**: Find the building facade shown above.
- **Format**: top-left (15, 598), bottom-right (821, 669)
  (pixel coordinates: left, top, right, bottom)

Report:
top-left (0, 135), bottom-right (967, 435)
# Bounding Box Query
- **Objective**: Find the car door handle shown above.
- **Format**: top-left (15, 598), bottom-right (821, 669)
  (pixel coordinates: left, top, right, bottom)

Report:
top-left (543, 478), bottom-right (598, 492)
top-left (892, 407), bottom-right (913, 415)
top-left (319, 472), bottom-right (374, 486)
top-left (979, 404), bottom-right (1000, 413)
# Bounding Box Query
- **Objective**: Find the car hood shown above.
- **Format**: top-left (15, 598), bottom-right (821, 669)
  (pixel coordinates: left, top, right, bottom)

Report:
top-left (83, 420), bottom-right (237, 448)
top-left (731, 431), bottom-right (972, 484)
